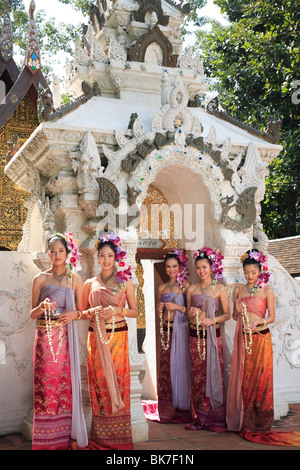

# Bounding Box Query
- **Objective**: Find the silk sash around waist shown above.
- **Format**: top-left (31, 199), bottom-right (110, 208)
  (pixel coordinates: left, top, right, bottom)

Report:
top-left (191, 294), bottom-right (223, 409)
top-left (89, 319), bottom-right (128, 333)
top-left (88, 286), bottom-right (126, 413)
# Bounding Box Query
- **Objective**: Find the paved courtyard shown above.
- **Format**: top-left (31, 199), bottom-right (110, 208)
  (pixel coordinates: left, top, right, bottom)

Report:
top-left (0, 404), bottom-right (299, 451)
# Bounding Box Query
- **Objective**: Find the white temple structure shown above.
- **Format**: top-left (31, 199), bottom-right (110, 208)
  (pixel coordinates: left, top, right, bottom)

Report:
top-left (1, 0), bottom-right (300, 441)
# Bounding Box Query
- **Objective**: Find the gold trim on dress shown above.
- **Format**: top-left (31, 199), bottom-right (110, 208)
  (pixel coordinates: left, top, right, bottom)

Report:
top-left (89, 319), bottom-right (127, 332)
top-left (189, 322), bottom-right (220, 330)
top-left (105, 320), bottom-right (127, 329)
top-left (36, 318), bottom-right (62, 328)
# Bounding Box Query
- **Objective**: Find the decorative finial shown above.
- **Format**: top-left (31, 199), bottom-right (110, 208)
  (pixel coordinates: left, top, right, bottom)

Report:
top-left (24, 0), bottom-right (41, 73)
top-left (0, 0), bottom-right (13, 62)
top-left (5, 0), bottom-right (12, 13)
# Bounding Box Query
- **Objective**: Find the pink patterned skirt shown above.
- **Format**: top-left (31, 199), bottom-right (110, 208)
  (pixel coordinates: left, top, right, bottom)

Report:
top-left (32, 323), bottom-right (72, 450)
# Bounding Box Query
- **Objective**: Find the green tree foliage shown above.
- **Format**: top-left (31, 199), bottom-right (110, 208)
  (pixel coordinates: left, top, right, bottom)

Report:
top-left (56, 0), bottom-right (93, 16)
top-left (196, 0), bottom-right (300, 238)
top-left (182, 0), bottom-right (208, 30)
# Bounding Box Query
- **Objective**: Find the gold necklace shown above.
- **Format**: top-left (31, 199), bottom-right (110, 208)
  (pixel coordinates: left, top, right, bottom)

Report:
top-left (100, 272), bottom-right (114, 285)
top-left (200, 282), bottom-right (212, 295)
top-left (246, 284), bottom-right (259, 297)
top-left (168, 281), bottom-right (177, 291)
top-left (52, 269), bottom-right (67, 284)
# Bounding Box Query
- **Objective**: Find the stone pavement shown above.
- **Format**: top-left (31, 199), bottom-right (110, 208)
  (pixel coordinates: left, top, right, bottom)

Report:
top-left (134, 404), bottom-right (300, 451)
top-left (1, 404), bottom-right (300, 451)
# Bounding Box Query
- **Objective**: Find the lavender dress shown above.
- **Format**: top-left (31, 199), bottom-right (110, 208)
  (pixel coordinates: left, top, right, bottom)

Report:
top-left (157, 292), bottom-right (191, 422)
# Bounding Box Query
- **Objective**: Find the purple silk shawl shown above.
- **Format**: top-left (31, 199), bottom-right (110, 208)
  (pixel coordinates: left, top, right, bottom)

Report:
top-left (161, 292), bottom-right (190, 410)
top-left (39, 285), bottom-right (88, 448)
top-left (191, 294), bottom-right (225, 409)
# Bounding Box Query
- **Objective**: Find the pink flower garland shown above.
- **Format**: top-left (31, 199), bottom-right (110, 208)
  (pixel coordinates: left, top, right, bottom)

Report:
top-left (193, 246), bottom-right (224, 283)
top-left (63, 232), bottom-right (82, 278)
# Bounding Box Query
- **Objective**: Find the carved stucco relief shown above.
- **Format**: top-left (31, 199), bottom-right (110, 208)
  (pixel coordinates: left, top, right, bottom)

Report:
top-left (0, 286), bottom-right (32, 370)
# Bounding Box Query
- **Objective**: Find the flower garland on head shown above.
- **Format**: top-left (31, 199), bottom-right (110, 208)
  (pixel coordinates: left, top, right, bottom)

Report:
top-left (193, 246), bottom-right (224, 284)
top-left (47, 232), bottom-right (81, 279)
top-left (240, 249), bottom-right (271, 296)
top-left (168, 248), bottom-right (190, 290)
top-left (64, 232), bottom-right (82, 278)
top-left (95, 232), bottom-right (132, 286)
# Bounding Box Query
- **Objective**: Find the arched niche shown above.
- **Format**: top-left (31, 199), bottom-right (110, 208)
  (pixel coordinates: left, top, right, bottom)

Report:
top-left (129, 147), bottom-right (226, 261)
top-left (128, 24), bottom-right (178, 67)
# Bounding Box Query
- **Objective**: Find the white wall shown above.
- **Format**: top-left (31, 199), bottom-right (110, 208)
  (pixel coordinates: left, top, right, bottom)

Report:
top-left (0, 252), bottom-right (40, 434)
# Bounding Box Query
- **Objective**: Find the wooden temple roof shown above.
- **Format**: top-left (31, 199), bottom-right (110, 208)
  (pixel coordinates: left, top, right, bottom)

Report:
top-left (0, 0), bottom-right (50, 129)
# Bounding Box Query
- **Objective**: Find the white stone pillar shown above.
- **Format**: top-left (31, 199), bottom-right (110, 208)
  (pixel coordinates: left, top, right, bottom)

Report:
top-left (140, 259), bottom-right (158, 400)
top-left (121, 230), bottom-right (149, 443)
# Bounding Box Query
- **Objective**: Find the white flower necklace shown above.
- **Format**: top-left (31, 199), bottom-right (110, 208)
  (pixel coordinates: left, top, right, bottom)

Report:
top-left (241, 300), bottom-right (253, 354)
top-left (44, 300), bottom-right (64, 363)
top-left (94, 306), bottom-right (116, 345)
top-left (160, 307), bottom-right (171, 351)
top-left (196, 311), bottom-right (206, 359)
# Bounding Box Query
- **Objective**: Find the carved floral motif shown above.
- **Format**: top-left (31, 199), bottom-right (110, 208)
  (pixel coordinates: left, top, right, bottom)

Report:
top-left (108, 34), bottom-right (127, 63)
top-left (0, 0), bottom-right (13, 62)
top-left (179, 47), bottom-right (205, 81)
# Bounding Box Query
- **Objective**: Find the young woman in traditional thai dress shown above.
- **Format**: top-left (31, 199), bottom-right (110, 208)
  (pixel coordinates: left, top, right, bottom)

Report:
top-left (153, 249), bottom-right (191, 423)
top-left (227, 249), bottom-right (300, 446)
top-left (185, 247), bottom-right (231, 432)
top-left (81, 233), bottom-right (137, 450)
top-left (30, 233), bottom-right (88, 450)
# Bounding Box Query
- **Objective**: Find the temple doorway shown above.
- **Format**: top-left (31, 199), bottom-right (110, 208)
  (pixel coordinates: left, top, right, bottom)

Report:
top-left (134, 159), bottom-right (221, 399)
